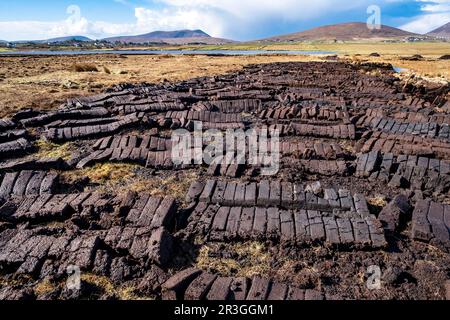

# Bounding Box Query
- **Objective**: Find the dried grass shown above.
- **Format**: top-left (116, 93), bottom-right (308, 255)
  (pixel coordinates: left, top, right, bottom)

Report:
top-left (35, 138), bottom-right (75, 160)
top-left (367, 196), bottom-right (388, 208)
top-left (62, 163), bottom-right (137, 185)
top-left (81, 273), bottom-right (154, 300)
top-left (34, 279), bottom-right (57, 296)
top-left (196, 242), bottom-right (272, 278)
top-left (70, 63), bottom-right (98, 72)
top-left (122, 171), bottom-right (198, 203)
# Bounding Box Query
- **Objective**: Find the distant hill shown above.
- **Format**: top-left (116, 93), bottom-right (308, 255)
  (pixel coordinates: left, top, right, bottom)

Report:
top-left (262, 22), bottom-right (418, 42)
top-left (44, 36), bottom-right (92, 43)
top-left (103, 29), bottom-right (234, 44)
top-left (11, 36), bottom-right (92, 44)
top-left (427, 22), bottom-right (450, 39)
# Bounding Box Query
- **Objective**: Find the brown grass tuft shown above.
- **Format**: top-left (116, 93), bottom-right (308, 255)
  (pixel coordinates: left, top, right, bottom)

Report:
top-left (121, 171), bottom-right (199, 203)
top-left (36, 138), bottom-right (76, 160)
top-left (367, 196), bottom-right (387, 208)
top-left (70, 63), bottom-right (98, 72)
top-left (81, 273), bottom-right (153, 300)
top-left (196, 242), bottom-right (272, 278)
top-left (34, 279), bottom-right (58, 296)
top-left (62, 163), bottom-right (138, 186)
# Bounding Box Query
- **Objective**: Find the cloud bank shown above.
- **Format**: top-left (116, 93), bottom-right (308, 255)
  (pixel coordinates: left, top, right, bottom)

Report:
top-left (400, 0), bottom-right (450, 33)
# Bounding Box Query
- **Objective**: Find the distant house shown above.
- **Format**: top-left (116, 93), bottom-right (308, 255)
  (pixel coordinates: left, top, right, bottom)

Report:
top-left (404, 36), bottom-right (431, 42)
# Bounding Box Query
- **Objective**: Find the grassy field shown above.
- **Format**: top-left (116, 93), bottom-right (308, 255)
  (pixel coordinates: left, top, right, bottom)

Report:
top-left (141, 41), bottom-right (450, 55)
top-left (0, 54), bottom-right (322, 117)
top-left (265, 41), bottom-right (450, 55)
top-left (113, 41), bottom-right (450, 82)
top-left (0, 41), bottom-right (449, 117)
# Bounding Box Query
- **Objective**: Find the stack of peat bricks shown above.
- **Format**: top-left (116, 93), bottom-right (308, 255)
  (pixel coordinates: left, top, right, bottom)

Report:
top-left (0, 61), bottom-right (449, 300)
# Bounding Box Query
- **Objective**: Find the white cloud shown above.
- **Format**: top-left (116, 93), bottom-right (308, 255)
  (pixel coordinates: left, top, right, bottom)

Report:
top-left (133, 7), bottom-right (226, 36)
top-left (0, 5), bottom-right (135, 41)
top-left (421, 4), bottom-right (450, 12)
top-left (400, 0), bottom-right (450, 33)
top-left (400, 13), bottom-right (450, 33)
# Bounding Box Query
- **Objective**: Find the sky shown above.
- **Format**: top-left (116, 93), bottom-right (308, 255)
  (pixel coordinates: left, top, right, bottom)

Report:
top-left (0, 0), bottom-right (449, 41)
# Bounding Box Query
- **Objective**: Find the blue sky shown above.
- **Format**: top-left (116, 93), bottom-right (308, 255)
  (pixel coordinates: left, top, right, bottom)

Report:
top-left (0, 0), bottom-right (449, 41)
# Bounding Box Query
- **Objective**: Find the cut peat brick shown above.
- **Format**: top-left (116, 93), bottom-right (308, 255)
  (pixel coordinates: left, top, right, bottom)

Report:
top-left (206, 277), bottom-right (233, 300)
top-left (246, 277), bottom-right (270, 300)
top-left (244, 183), bottom-right (257, 206)
top-left (411, 200), bottom-right (433, 242)
top-left (280, 210), bottom-right (294, 241)
top-left (286, 286), bottom-right (305, 300)
top-left (151, 196), bottom-right (177, 229)
top-left (268, 181), bottom-right (281, 206)
top-left (223, 182), bottom-right (237, 206)
top-left (12, 171), bottom-right (34, 196)
top-left (162, 268), bottom-right (202, 300)
top-left (160, 270), bottom-right (323, 300)
top-left (266, 207), bottom-right (281, 238)
top-left (210, 206), bottom-right (230, 241)
top-left (233, 183), bottom-right (246, 206)
top-left (0, 172), bottom-right (18, 199)
top-left (257, 180), bottom-right (271, 207)
top-left (427, 202), bottom-right (448, 246)
top-left (185, 272), bottom-right (218, 300)
top-left (267, 282), bottom-right (288, 300)
top-left (252, 207), bottom-right (267, 238)
top-left (199, 180), bottom-right (216, 203)
top-left (187, 202), bottom-right (387, 249)
top-left (229, 277), bottom-right (249, 301)
top-left (147, 227), bottom-right (173, 266)
top-left (379, 195), bottom-right (412, 232)
top-left (238, 207), bottom-right (255, 238)
top-left (186, 181), bottom-right (205, 203)
top-left (225, 207), bottom-right (242, 239)
top-left (211, 181), bottom-right (227, 204)
top-left (411, 200), bottom-right (450, 251)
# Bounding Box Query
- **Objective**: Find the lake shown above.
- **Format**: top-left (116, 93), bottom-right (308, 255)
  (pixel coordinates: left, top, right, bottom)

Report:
top-left (393, 66), bottom-right (409, 73)
top-left (0, 49), bottom-right (335, 56)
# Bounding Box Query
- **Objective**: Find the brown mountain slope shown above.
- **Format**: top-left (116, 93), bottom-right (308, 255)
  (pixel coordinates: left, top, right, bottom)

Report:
top-left (263, 22), bottom-right (417, 42)
top-left (103, 29), bottom-right (235, 44)
top-left (427, 22), bottom-right (450, 39)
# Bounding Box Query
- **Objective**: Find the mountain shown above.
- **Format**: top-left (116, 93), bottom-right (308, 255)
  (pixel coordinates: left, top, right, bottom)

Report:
top-left (103, 29), bottom-right (234, 44)
top-left (427, 22), bottom-right (450, 39)
top-left (11, 36), bottom-right (92, 44)
top-left (44, 36), bottom-right (92, 43)
top-left (262, 22), bottom-right (418, 42)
